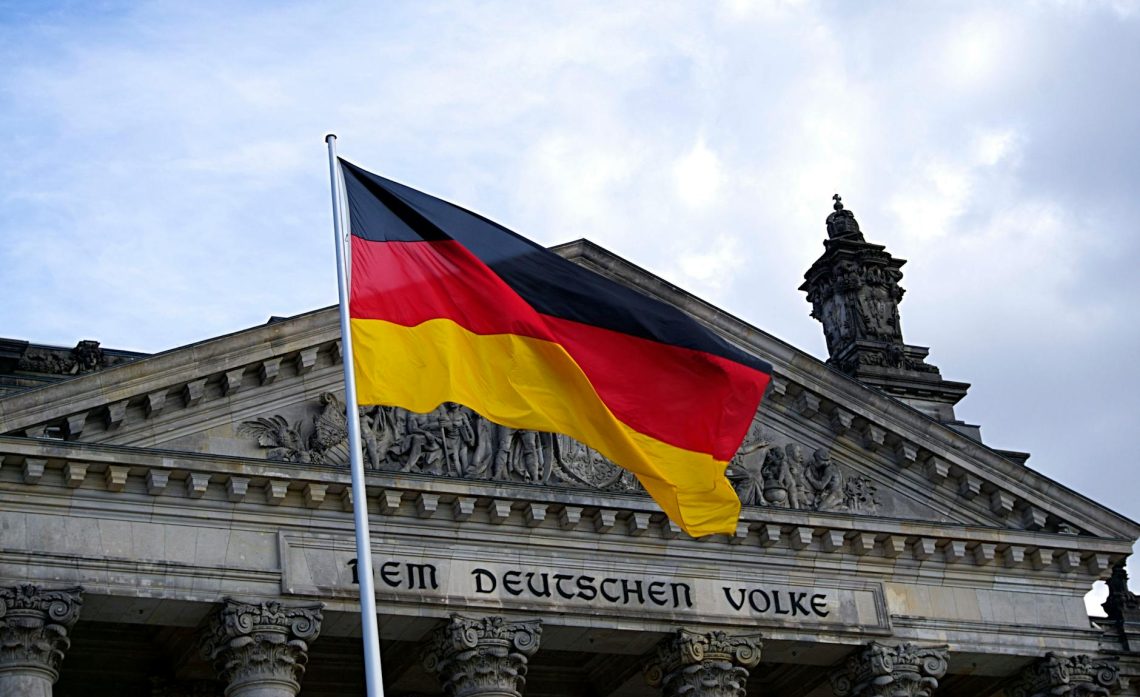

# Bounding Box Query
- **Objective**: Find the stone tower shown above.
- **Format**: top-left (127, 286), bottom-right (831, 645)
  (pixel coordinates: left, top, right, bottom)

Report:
top-left (800, 195), bottom-right (977, 437)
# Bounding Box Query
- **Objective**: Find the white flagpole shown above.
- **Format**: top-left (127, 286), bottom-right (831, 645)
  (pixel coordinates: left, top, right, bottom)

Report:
top-left (324, 133), bottom-right (387, 697)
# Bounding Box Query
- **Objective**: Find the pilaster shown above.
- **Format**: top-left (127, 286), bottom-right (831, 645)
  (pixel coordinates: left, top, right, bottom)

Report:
top-left (0, 584), bottom-right (84, 697)
top-left (199, 598), bottom-right (323, 697)
top-left (643, 629), bottom-right (763, 697)
top-left (830, 642), bottom-right (949, 697)
top-left (424, 614), bottom-right (542, 697)
top-left (1009, 653), bottom-right (1124, 697)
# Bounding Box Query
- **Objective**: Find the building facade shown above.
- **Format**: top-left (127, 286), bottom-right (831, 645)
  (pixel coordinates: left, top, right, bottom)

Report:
top-left (1, 201), bottom-right (1138, 697)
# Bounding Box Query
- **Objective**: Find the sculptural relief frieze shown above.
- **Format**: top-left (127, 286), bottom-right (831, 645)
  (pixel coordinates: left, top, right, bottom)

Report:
top-left (16, 340), bottom-right (132, 375)
top-left (726, 424), bottom-right (878, 513)
top-left (240, 394), bottom-right (880, 513)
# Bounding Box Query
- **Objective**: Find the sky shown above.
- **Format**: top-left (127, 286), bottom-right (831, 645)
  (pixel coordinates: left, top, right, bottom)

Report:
top-left (2, 0), bottom-right (1139, 614)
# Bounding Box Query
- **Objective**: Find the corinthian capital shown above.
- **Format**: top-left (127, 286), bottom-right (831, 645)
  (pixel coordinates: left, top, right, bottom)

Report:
top-left (830, 643), bottom-right (949, 697)
top-left (0, 584), bottom-right (84, 681)
top-left (1010, 653), bottom-right (1124, 697)
top-left (199, 598), bottom-right (323, 696)
top-left (424, 614), bottom-right (542, 697)
top-left (644, 629), bottom-right (762, 697)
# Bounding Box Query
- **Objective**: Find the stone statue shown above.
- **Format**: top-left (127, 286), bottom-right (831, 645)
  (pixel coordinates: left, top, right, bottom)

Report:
top-left (760, 447), bottom-right (791, 506)
top-left (806, 448), bottom-right (844, 510)
top-left (403, 406), bottom-right (447, 475)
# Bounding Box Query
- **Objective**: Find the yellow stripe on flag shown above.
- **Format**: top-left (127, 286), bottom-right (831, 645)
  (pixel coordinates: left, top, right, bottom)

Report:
top-left (350, 317), bottom-right (741, 536)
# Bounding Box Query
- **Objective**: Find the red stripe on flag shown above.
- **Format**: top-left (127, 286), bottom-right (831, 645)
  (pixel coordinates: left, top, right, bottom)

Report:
top-left (350, 237), bottom-right (769, 460)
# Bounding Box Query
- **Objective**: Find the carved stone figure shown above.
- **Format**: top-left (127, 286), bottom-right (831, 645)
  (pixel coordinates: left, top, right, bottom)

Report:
top-left (308, 392), bottom-right (349, 464)
top-left (238, 416), bottom-right (311, 464)
top-left (760, 447), bottom-right (790, 506)
top-left (404, 406), bottom-right (447, 475)
top-left (17, 340), bottom-right (126, 375)
top-left (784, 443), bottom-right (809, 509)
top-left (806, 448), bottom-right (845, 511)
top-left (441, 403), bottom-right (476, 477)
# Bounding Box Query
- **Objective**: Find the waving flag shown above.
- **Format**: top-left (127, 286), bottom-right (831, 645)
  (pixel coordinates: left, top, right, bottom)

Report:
top-left (340, 159), bottom-right (772, 536)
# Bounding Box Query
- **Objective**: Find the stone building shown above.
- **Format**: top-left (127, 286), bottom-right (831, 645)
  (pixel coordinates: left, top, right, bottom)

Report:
top-left (2, 199), bottom-right (1139, 697)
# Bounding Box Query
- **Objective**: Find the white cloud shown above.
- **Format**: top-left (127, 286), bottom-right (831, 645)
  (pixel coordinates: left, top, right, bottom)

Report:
top-left (673, 136), bottom-right (723, 208)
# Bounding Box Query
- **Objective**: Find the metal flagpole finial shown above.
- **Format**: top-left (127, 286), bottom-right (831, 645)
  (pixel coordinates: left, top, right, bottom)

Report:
top-left (325, 133), bottom-right (338, 144)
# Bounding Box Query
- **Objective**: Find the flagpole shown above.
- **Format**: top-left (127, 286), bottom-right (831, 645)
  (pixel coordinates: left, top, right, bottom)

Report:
top-left (325, 133), bottom-right (387, 697)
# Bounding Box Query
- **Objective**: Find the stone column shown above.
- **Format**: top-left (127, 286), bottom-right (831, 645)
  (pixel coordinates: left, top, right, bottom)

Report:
top-left (643, 629), bottom-right (763, 697)
top-left (199, 598), bottom-right (323, 697)
top-left (424, 614), bottom-right (542, 697)
top-left (830, 642), bottom-right (949, 697)
top-left (1009, 653), bottom-right (1124, 697)
top-left (0, 584), bottom-right (84, 697)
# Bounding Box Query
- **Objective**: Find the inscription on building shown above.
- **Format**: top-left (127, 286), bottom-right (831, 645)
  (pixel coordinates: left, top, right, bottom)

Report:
top-left (284, 535), bottom-right (887, 631)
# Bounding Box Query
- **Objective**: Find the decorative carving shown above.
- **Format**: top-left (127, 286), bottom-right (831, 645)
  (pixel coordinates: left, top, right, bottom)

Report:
top-left (643, 629), bottom-right (762, 697)
top-left (240, 396), bottom-right (641, 493)
top-left (830, 643), bottom-right (949, 697)
top-left (727, 440), bottom-right (878, 514)
top-left (1009, 654), bottom-right (1123, 697)
top-left (423, 614), bottom-right (542, 697)
top-left (240, 397), bottom-right (888, 514)
top-left (827, 195), bottom-right (865, 242)
top-left (199, 598), bottom-right (323, 695)
top-left (16, 340), bottom-right (131, 375)
top-left (0, 584), bottom-right (84, 682)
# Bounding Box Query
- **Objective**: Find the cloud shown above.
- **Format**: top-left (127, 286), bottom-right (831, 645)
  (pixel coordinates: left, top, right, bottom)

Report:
top-left (2, 0), bottom-right (1140, 612)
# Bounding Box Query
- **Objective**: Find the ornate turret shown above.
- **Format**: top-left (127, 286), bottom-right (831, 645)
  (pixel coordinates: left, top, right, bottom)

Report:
top-left (800, 196), bottom-right (975, 434)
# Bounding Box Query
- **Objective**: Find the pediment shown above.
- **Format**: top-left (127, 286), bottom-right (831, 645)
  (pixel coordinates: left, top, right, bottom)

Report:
top-left (1, 244), bottom-right (1136, 548)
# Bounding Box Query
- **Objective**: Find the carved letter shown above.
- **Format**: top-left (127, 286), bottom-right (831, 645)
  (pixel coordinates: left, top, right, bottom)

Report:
top-left (379, 561), bottom-right (402, 588)
top-left (553, 574), bottom-right (575, 600)
top-left (600, 578), bottom-right (621, 602)
top-left (724, 587), bottom-right (746, 611)
top-left (576, 576), bottom-right (598, 601)
top-left (670, 583), bottom-right (693, 609)
top-left (472, 568), bottom-right (497, 594)
top-left (406, 563), bottom-right (438, 590)
top-left (502, 570), bottom-right (523, 596)
top-left (526, 572), bottom-right (551, 598)
top-left (812, 593), bottom-right (830, 617)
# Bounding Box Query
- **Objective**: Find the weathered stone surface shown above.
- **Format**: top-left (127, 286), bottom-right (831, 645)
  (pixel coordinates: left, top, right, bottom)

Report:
top-left (1010, 653), bottom-right (1124, 697)
top-left (424, 614), bottom-right (542, 697)
top-left (830, 642), bottom-right (949, 697)
top-left (644, 629), bottom-right (762, 697)
top-left (0, 584), bottom-right (83, 694)
top-left (199, 598), bottom-right (322, 697)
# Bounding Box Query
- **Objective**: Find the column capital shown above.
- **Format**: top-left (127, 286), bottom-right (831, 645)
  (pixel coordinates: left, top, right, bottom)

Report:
top-left (200, 598), bottom-right (323, 697)
top-left (644, 629), bottom-right (762, 697)
top-left (0, 584), bottom-right (84, 682)
top-left (1010, 653), bottom-right (1124, 697)
top-left (424, 614), bottom-right (542, 697)
top-left (830, 642), bottom-right (949, 697)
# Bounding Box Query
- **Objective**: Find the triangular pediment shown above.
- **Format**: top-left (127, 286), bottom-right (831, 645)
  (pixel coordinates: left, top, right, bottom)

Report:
top-left (1, 242), bottom-right (1136, 550)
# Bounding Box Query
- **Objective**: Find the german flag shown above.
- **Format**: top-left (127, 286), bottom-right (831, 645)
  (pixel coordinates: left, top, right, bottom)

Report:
top-left (341, 159), bottom-right (772, 536)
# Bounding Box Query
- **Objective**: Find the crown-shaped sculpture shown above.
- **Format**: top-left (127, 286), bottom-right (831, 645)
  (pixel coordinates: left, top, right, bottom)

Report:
top-left (826, 194), bottom-right (865, 242)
